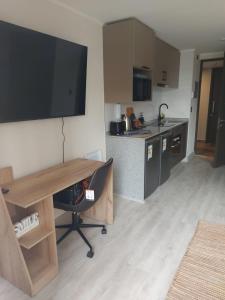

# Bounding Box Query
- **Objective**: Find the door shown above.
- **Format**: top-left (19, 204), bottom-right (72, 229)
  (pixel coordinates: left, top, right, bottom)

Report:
top-left (206, 68), bottom-right (223, 144)
top-left (214, 54), bottom-right (225, 167)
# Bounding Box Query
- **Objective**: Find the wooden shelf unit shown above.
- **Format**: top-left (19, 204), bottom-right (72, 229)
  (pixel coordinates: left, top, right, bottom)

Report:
top-left (0, 191), bottom-right (58, 296)
top-left (21, 234), bottom-right (58, 295)
top-left (19, 227), bottom-right (54, 250)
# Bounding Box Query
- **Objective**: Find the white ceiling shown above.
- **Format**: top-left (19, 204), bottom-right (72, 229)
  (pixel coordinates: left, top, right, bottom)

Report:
top-left (52, 0), bottom-right (225, 53)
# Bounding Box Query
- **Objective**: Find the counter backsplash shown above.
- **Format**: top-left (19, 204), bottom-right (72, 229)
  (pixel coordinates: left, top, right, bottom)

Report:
top-left (104, 87), bottom-right (162, 132)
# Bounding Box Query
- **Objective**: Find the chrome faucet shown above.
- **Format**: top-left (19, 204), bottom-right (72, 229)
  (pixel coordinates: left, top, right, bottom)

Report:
top-left (158, 103), bottom-right (168, 125)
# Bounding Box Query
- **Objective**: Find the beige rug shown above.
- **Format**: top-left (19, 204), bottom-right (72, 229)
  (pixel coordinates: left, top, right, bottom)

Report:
top-left (167, 221), bottom-right (225, 300)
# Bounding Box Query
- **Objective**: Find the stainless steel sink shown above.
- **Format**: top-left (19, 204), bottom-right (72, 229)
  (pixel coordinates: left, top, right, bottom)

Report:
top-left (123, 129), bottom-right (152, 136)
top-left (160, 122), bottom-right (178, 127)
top-left (122, 120), bottom-right (181, 136)
top-left (150, 120), bottom-right (179, 128)
top-left (166, 120), bottom-right (178, 123)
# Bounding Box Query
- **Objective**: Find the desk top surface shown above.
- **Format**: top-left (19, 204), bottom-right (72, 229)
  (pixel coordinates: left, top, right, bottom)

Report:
top-left (4, 159), bottom-right (103, 208)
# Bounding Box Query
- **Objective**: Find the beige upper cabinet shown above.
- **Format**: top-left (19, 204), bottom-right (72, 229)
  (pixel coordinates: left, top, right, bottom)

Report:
top-left (133, 20), bottom-right (155, 70)
top-left (154, 38), bottom-right (180, 88)
top-left (103, 18), bottom-right (155, 104)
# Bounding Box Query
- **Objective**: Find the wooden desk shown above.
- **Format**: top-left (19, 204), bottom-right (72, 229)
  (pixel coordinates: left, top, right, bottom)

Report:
top-left (0, 159), bottom-right (113, 296)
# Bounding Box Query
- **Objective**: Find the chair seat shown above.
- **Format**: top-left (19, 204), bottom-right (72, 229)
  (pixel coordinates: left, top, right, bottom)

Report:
top-left (53, 200), bottom-right (78, 212)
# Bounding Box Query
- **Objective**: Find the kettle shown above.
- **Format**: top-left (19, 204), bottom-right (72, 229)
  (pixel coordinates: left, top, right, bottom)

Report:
top-left (121, 114), bottom-right (132, 131)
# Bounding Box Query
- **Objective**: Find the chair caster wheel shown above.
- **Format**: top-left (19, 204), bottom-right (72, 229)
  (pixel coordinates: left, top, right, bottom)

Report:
top-left (87, 250), bottom-right (94, 258)
top-left (101, 227), bottom-right (107, 234)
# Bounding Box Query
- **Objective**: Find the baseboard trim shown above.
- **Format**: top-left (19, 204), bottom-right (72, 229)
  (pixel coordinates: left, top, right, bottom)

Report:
top-left (114, 193), bottom-right (145, 204)
top-left (183, 152), bottom-right (195, 163)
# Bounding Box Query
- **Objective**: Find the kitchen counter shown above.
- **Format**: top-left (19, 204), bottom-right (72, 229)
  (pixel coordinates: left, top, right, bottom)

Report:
top-left (106, 118), bottom-right (189, 202)
top-left (107, 118), bottom-right (188, 140)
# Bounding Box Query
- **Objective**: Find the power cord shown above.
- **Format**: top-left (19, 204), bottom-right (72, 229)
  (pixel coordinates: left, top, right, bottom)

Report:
top-left (61, 117), bottom-right (66, 163)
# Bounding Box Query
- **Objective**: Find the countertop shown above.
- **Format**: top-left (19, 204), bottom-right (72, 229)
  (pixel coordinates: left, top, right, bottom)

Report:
top-left (107, 118), bottom-right (188, 140)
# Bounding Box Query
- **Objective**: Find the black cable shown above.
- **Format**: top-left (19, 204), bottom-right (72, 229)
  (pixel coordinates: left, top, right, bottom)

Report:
top-left (61, 117), bottom-right (66, 163)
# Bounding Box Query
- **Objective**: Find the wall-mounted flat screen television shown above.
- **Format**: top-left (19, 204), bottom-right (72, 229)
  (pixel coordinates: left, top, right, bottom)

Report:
top-left (0, 20), bottom-right (88, 123)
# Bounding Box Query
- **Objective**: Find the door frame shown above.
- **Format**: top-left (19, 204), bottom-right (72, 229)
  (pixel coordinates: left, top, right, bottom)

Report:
top-left (205, 68), bottom-right (215, 143)
top-left (205, 67), bottom-right (223, 143)
top-left (194, 58), bottom-right (224, 153)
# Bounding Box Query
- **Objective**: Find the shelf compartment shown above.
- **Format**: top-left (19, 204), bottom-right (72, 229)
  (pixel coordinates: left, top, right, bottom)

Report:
top-left (22, 234), bottom-right (58, 296)
top-left (9, 196), bottom-right (55, 236)
top-left (32, 263), bottom-right (58, 296)
top-left (19, 226), bottom-right (53, 250)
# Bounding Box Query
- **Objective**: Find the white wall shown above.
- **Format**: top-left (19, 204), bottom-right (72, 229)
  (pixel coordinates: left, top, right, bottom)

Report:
top-left (161, 50), bottom-right (195, 118)
top-left (161, 50), bottom-right (196, 157)
top-left (197, 69), bottom-right (211, 140)
top-left (121, 88), bottom-right (162, 123)
top-left (0, 0), bottom-right (105, 178)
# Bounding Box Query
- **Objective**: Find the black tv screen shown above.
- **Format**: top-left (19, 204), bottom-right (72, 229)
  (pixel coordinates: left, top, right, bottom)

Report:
top-left (0, 21), bottom-right (87, 123)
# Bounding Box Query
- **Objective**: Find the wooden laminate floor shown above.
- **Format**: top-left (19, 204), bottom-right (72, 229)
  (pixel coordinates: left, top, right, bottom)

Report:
top-left (196, 140), bottom-right (215, 160)
top-left (1, 156), bottom-right (225, 300)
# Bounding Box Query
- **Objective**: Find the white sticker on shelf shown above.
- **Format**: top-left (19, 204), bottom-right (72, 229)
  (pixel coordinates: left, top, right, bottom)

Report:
top-left (163, 138), bottom-right (167, 152)
top-left (86, 189), bottom-right (95, 201)
top-left (14, 212), bottom-right (39, 238)
top-left (148, 145), bottom-right (153, 160)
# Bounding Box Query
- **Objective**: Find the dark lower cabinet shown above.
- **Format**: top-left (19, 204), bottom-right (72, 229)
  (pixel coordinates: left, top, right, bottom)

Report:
top-left (144, 136), bottom-right (160, 198)
top-left (170, 123), bottom-right (188, 168)
top-left (160, 131), bottom-right (172, 185)
top-left (144, 122), bottom-right (188, 198)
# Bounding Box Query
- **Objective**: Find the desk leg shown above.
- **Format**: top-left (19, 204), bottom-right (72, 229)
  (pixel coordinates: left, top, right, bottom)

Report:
top-left (83, 165), bottom-right (113, 224)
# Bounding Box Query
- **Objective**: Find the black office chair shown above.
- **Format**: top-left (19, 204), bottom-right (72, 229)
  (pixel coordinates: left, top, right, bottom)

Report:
top-left (54, 158), bottom-right (113, 258)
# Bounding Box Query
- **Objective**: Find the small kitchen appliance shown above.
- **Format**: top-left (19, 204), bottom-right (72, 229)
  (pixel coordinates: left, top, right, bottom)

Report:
top-left (110, 120), bottom-right (124, 136)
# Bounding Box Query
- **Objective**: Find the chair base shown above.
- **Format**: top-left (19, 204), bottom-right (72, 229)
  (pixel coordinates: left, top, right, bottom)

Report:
top-left (55, 212), bottom-right (107, 258)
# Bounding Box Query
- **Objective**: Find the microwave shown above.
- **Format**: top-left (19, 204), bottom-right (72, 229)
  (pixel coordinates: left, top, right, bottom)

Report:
top-left (133, 68), bottom-right (152, 101)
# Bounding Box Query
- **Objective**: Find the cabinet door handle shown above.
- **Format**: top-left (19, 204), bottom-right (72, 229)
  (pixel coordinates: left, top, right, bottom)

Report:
top-left (142, 66), bottom-right (150, 70)
top-left (162, 70), bottom-right (167, 82)
top-left (218, 119), bottom-right (225, 129)
top-left (212, 101), bottom-right (215, 114)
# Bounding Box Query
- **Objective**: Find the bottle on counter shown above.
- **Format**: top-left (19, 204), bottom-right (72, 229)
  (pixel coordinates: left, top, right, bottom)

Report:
top-left (121, 114), bottom-right (131, 131)
top-left (138, 112), bottom-right (145, 125)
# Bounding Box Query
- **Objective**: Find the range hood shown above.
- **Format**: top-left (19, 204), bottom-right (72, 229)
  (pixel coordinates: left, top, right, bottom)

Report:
top-left (157, 83), bottom-right (169, 88)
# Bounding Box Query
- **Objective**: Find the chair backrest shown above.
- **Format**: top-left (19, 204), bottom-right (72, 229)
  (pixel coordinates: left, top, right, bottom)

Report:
top-left (0, 166), bottom-right (13, 185)
top-left (75, 158), bottom-right (113, 212)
